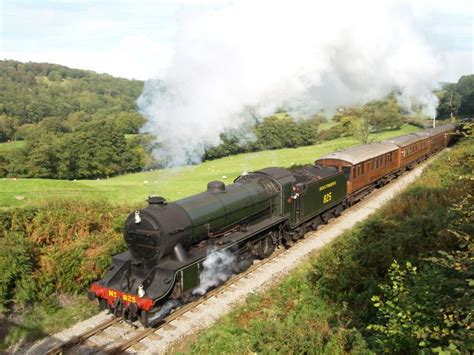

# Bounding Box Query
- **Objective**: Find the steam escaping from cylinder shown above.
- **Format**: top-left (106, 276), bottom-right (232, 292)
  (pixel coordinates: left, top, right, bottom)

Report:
top-left (147, 299), bottom-right (181, 324)
top-left (139, 0), bottom-right (442, 167)
top-left (193, 250), bottom-right (237, 296)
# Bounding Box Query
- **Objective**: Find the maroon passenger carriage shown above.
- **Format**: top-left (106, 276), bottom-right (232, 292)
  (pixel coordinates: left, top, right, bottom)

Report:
top-left (315, 123), bottom-right (457, 205)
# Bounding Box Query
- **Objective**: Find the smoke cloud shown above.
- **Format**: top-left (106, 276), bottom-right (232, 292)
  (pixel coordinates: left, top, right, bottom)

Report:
top-left (138, 0), bottom-right (441, 166)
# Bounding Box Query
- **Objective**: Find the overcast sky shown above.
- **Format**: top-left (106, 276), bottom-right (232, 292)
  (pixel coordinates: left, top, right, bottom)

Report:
top-left (1, 0), bottom-right (472, 82)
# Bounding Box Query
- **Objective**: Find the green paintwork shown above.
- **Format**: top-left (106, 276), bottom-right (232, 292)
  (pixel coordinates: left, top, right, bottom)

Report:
top-left (298, 172), bottom-right (346, 224)
top-left (176, 181), bottom-right (272, 243)
top-left (279, 172), bottom-right (346, 227)
top-left (281, 180), bottom-right (295, 222)
top-left (182, 262), bottom-right (200, 291)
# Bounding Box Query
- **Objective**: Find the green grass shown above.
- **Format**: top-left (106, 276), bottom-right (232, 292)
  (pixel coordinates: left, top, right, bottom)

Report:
top-left (0, 125), bottom-right (419, 210)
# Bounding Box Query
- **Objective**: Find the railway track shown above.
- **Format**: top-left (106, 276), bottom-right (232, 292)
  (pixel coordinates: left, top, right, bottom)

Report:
top-left (45, 317), bottom-right (121, 354)
top-left (46, 247), bottom-right (287, 354)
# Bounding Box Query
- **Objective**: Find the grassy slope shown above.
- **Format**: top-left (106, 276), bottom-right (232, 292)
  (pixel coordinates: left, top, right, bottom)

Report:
top-left (0, 124), bottom-right (419, 209)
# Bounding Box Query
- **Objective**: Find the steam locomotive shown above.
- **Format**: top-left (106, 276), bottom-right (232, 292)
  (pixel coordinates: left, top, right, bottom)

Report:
top-left (89, 123), bottom-right (457, 326)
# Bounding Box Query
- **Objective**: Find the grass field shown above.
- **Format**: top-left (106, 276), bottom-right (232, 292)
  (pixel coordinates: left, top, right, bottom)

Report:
top-left (0, 125), bottom-right (420, 209)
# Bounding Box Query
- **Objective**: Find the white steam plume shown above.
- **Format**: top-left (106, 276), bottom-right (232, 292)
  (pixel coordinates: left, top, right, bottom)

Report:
top-left (138, 0), bottom-right (441, 166)
top-left (193, 249), bottom-right (236, 296)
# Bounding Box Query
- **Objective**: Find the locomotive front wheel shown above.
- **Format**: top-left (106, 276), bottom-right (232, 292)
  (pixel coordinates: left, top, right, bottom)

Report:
top-left (140, 310), bottom-right (149, 327)
top-left (256, 236), bottom-right (275, 259)
top-left (99, 298), bottom-right (108, 311)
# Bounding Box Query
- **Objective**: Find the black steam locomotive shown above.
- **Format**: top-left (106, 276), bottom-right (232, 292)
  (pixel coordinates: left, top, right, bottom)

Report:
top-left (89, 124), bottom-right (457, 326)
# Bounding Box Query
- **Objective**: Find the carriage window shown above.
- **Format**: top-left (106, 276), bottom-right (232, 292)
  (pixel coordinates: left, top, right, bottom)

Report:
top-left (343, 166), bottom-right (351, 179)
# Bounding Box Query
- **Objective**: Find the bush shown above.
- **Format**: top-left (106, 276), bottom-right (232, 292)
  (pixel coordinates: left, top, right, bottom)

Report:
top-left (0, 200), bottom-right (133, 348)
top-left (368, 194), bottom-right (473, 353)
top-left (0, 200), bottom-right (130, 311)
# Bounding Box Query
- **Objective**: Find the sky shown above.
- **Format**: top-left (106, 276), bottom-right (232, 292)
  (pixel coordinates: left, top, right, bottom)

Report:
top-left (1, 0), bottom-right (472, 82)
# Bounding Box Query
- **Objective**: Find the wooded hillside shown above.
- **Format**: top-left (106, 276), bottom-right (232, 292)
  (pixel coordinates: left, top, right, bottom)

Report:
top-left (0, 60), bottom-right (143, 128)
top-left (0, 60), bottom-right (148, 179)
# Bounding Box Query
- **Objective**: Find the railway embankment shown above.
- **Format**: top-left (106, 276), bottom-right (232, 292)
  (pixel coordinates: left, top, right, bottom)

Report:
top-left (181, 136), bottom-right (473, 354)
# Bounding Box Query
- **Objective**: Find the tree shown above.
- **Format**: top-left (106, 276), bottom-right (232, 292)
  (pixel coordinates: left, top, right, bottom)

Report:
top-left (38, 116), bottom-right (69, 134)
top-left (438, 75), bottom-right (474, 118)
top-left (15, 123), bottom-right (39, 141)
top-left (114, 112), bottom-right (146, 134)
top-left (25, 133), bottom-right (61, 178)
top-left (355, 107), bottom-right (372, 144)
top-left (254, 115), bottom-right (317, 149)
top-left (436, 89), bottom-right (462, 119)
top-left (47, 70), bottom-right (62, 82)
top-left (0, 115), bottom-right (19, 142)
top-left (343, 97), bottom-right (404, 144)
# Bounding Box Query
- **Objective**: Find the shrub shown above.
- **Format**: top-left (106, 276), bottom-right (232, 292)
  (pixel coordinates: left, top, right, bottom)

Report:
top-left (0, 200), bottom-right (130, 311)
